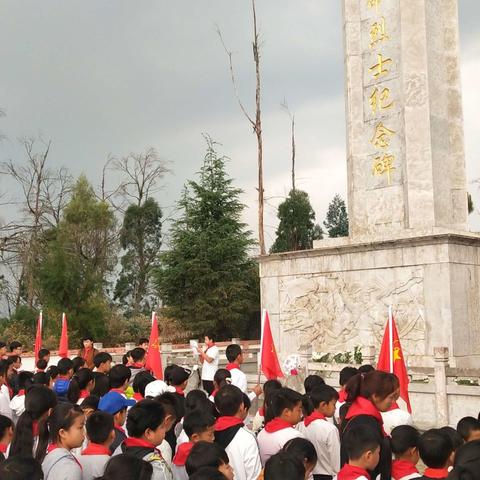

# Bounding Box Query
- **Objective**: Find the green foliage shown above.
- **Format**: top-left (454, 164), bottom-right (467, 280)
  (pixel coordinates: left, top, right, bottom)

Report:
top-left (155, 138), bottom-right (259, 339)
top-left (270, 189), bottom-right (318, 253)
top-left (324, 194), bottom-right (349, 238)
top-left (114, 198), bottom-right (162, 316)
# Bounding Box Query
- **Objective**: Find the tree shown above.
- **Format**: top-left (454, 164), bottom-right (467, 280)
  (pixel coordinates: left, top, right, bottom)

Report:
top-left (324, 194), bottom-right (349, 238)
top-left (114, 197), bottom-right (162, 316)
top-left (270, 189), bottom-right (318, 253)
top-left (155, 139), bottom-right (259, 338)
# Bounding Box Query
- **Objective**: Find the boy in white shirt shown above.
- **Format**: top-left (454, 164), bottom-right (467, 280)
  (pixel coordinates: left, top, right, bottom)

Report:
top-left (257, 387), bottom-right (304, 466)
top-left (197, 335), bottom-right (219, 396)
top-left (297, 384), bottom-right (341, 480)
top-left (225, 344), bottom-right (261, 401)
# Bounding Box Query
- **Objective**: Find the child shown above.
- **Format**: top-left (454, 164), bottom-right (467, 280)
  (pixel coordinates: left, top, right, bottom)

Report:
top-left (80, 395), bottom-right (100, 419)
top-left (67, 367), bottom-right (96, 404)
top-left (335, 367), bottom-right (359, 423)
top-left (35, 359), bottom-right (48, 373)
top-left (108, 364), bottom-right (132, 396)
top-left (185, 441), bottom-right (234, 480)
top-left (98, 391), bottom-right (135, 454)
top-left (133, 371), bottom-right (156, 401)
top-left (214, 385), bottom-right (262, 480)
top-left (336, 425), bottom-right (381, 480)
top-left (54, 358), bottom-right (74, 400)
top-left (139, 338), bottom-right (150, 350)
top-left (225, 344), bottom-right (261, 400)
top-left (100, 453), bottom-right (154, 480)
top-left (264, 451), bottom-right (305, 480)
top-left (283, 437), bottom-right (318, 480)
top-left (304, 375), bottom-right (325, 394)
top-left (0, 456), bottom-right (44, 480)
top-left (447, 440), bottom-right (480, 479)
top-left (297, 384), bottom-right (340, 479)
top-left (94, 352), bottom-right (113, 374)
top-left (0, 414), bottom-right (13, 462)
top-left (257, 387), bottom-right (304, 466)
top-left (72, 356), bottom-right (87, 373)
top-left (252, 379), bottom-right (282, 433)
top-left (209, 368), bottom-right (231, 402)
top-left (32, 371), bottom-right (54, 388)
top-left (198, 334), bottom-right (220, 396)
top-left (41, 403), bottom-right (85, 480)
top-left (390, 425), bottom-right (421, 480)
top-left (155, 391), bottom-right (181, 464)
top-left (0, 361), bottom-right (12, 419)
top-left (456, 416), bottom-right (480, 443)
top-left (120, 399), bottom-right (173, 480)
top-left (172, 409), bottom-right (216, 480)
top-left (11, 371), bottom-right (34, 421)
top-left (78, 410), bottom-right (115, 480)
top-left (38, 348), bottom-right (51, 365)
top-left (418, 429), bottom-right (454, 480)
top-left (128, 347), bottom-right (147, 384)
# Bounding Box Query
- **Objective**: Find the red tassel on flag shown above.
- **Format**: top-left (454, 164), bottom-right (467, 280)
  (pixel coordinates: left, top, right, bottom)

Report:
top-left (377, 307), bottom-right (412, 413)
top-left (260, 310), bottom-right (284, 380)
top-left (145, 311), bottom-right (163, 380)
top-left (34, 311), bottom-right (43, 360)
top-left (59, 312), bottom-right (69, 358)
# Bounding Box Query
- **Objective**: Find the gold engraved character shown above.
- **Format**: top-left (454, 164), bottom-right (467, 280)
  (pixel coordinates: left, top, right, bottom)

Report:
top-left (367, 0), bottom-right (381, 10)
top-left (369, 87), bottom-right (394, 113)
top-left (369, 53), bottom-right (392, 78)
top-left (372, 153), bottom-right (395, 185)
top-left (370, 17), bottom-right (389, 48)
top-left (370, 122), bottom-right (396, 149)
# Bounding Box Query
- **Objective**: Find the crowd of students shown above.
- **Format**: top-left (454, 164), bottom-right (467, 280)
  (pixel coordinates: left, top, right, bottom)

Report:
top-left (0, 337), bottom-right (479, 480)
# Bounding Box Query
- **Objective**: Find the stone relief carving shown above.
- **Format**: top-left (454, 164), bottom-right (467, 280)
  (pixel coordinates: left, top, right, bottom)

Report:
top-left (404, 73), bottom-right (427, 107)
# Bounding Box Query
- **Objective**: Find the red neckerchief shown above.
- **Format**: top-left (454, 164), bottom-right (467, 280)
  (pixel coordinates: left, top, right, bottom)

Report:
top-left (133, 392), bottom-right (143, 401)
top-left (5, 381), bottom-right (13, 399)
top-left (423, 468), bottom-right (449, 479)
top-left (338, 389), bottom-right (347, 403)
top-left (47, 444), bottom-right (83, 470)
top-left (17, 389), bottom-right (25, 397)
top-left (0, 443), bottom-right (7, 454)
top-left (130, 363), bottom-right (144, 369)
top-left (115, 425), bottom-right (126, 435)
top-left (173, 441), bottom-right (193, 466)
top-left (215, 416), bottom-right (244, 431)
top-left (83, 347), bottom-right (92, 361)
top-left (345, 396), bottom-right (386, 435)
top-left (337, 464), bottom-right (370, 480)
top-left (258, 407), bottom-right (265, 417)
top-left (174, 386), bottom-right (185, 396)
top-left (303, 411), bottom-right (326, 427)
top-left (389, 401), bottom-right (400, 411)
top-left (226, 362), bottom-right (240, 371)
top-left (211, 389), bottom-right (218, 398)
top-left (57, 375), bottom-right (70, 380)
top-left (264, 418), bottom-right (294, 433)
top-left (124, 437), bottom-right (160, 455)
top-left (204, 343), bottom-right (216, 354)
top-left (109, 388), bottom-right (125, 395)
top-left (392, 459), bottom-right (419, 478)
top-left (32, 420), bottom-right (39, 436)
top-left (82, 442), bottom-right (111, 456)
top-left (47, 443), bottom-right (58, 453)
top-left (79, 389), bottom-right (89, 399)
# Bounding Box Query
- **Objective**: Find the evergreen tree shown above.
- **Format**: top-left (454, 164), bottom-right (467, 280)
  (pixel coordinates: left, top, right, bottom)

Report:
top-left (155, 139), bottom-right (259, 338)
top-left (114, 197), bottom-right (162, 316)
top-left (270, 189), bottom-right (318, 253)
top-left (324, 194), bottom-right (349, 237)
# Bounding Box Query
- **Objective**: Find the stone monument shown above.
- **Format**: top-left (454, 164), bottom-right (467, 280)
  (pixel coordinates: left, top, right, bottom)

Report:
top-left (259, 0), bottom-right (480, 368)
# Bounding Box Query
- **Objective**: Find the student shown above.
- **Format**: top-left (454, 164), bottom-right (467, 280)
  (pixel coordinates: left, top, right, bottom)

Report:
top-left (439, 426), bottom-right (463, 453)
top-left (0, 361), bottom-right (12, 420)
top-left (252, 379), bottom-right (282, 433)
top-left (9, 341), bottom-right (23, 356)
top-left (35, 359), bottom-right (48, 373)
top-left (0, 414), bottom-right (13, 462)
top-left (447, 439), bottom-right (480, 480)
top-left (336, 425), bottom-right (381, 480)
top-left (32, 371), bottom-right (53, 388)
top-left (41, 403), bottom-right (86, 480)
top-left (264, 450), bottom-right (305, 480)
top-left (390, 425), bottom-right (421, 480)
top-left (257, 387), bottom-right (304, 466)
top-left (304, 374), bottom-right (325, 394)
top-left (185, 389), bottom-right (214, 417)
top-left (197, 335), bottom-right (219, 396)
top-left (189, 466), bottom-right (229, 480)
top-left (128, 347), bottom-right (147, 384)
top-left (133, 371), bottom-right (156, 401)
top-left (169, 365), bottom-right (190, 419)
top-left (54, 358), bottom-right (74, 400)
top-left (38, 348), bottom-right (51, 364)
top-left (9, 370), bottom-right (33, 421)
top-left (172, 409), bottom-right (216, 480)
top-left (73, 356), bottom-right (87, 373)
top-left (68, 368), bottom-right (96, 404)
top-left (297, 384), bottom-right (340, 479)
top-left (209, 369), bottom-right (231, 402)
top-left (185, 441), bottom-right (234, 480)
top-left (418, 429), bottom-right (454, 480)
top-left (0, 342), bottom-right (7, 360)
top-left (214, 385), bottom-right (262, 480)
top-left (0, 456), bottom-right (44, 480)
top-left (46, 365), bottom-right (59, 383)
top-left (108, 364), bottom-right (132, 396)
top-left (80, 395), bottom-right (100, 419)
top-left (100, 453), bottom-right (154, 480)
top-left (92, 372), bottom-right (110, 397)
top-left (154, 391), bottom-right (182, 464)
top-left (78, 336), bottom-right (99, 370)
top-left (98, 391), bottom-right (135, 454)
top-left (139, 338), bottom-right (150, 350)
top-left (335, 367), bottom-right (359, 423)
top-left (79, 410), bottom-right (115, 480)
top-left (94, 352), bottom-right (113, 374)
top-left (10, 385), bottom-right (57, 460)
top-left (282, 437), bottom-right (318, 480)
top-left (456, 416), bottom-right (480, 443)
top-left (225, 344), bottom-right (261, 400)
top-left (340, 371), bottom-right (399, 480)
top-left (119, 399), bottom-right (173, 480)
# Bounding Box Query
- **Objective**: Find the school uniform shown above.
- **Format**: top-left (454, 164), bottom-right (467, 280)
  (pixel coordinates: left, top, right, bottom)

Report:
top-left (391, 459), bottom-right (421, 480)
top-left (0, 385), bottom-right (12, 420)
top-left (201, 344), bottom-right (219, 395)
top-left (0, 443), bottom-right (8, 463)
top-left (334, 464), bottom-right (370, 480)
top-left (257, 418), bottom-right (304, 466)
top-left (335, 390), bottom-right (348, 424)
top-left (226, 363), bottom-right (256, 402)
top-left (42, 446), bottom-right (82, 480)
top-left (10, 389), bottom-right (26, 422)
top-left (128, 363), bottom-right (146, 385)
top-left (420, 468), bottom-right (449, 480)
top-left (78, 443), bottom-right (111, 480)
top-left (215, 416), bottom-right (262, 480)
top-left (297, 411), bottom-right (340, 479)
top-left (171, 441), bottom-right (193, 480)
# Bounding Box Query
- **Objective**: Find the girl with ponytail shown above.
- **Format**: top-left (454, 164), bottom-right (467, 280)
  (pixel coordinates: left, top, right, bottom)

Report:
top-left (67, 368), bottom-right (95, 404)
top-left (9, 385), bottom-right (57, 461)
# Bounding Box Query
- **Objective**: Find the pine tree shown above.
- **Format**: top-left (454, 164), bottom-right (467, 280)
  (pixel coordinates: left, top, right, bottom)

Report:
top-left (155, 138), bottom-right (259, 338)
top-left (324, 194), bottom-right (349, 237)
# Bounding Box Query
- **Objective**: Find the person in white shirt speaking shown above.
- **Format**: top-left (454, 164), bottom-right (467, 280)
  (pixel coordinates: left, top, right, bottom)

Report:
top-left (197, 335), bottom-right (219, 396)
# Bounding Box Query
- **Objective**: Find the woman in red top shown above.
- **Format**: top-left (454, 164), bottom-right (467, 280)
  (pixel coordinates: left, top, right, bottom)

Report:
top-left (78, 336), bottom-right (99, 370)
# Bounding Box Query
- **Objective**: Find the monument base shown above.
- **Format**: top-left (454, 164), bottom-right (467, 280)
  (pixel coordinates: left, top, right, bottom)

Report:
top-left (259, 230), bottom-right (480, 369)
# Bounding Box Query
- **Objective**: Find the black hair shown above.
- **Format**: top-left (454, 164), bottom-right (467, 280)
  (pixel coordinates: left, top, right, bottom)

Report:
top-left (155, 392), bottom-right (180, 426)
top-left (10, 355), bottom-right (21, 365)
top-left (390, 425), bottom-right (420, 455)
top-left (10, 385), bottom-right (57, 462)
top-left (0, 456), bottom-right (44, 480)
top-left (94, 352), bottom-right (113, 369)
top-left (358, 364), bottom-right (375, 374)
top-left (98, 454), bottom-right (153, 480)
top-left (345, 370), bottom-right (399, 403)
top-left (67, 367), bottom-right (95, 404)
top-left (72, 356), bottom-right (86, 373)
top-left (9, 341), bottom-right (22, 352)
top-left (225, 344), bottom-right (242, 363)
top-left (283, 437), bottom-right (318, 467)
top-left (304, 374), bottom-right (325, 394)
top-left (263, 379), bottom-right (283, 424)
top-left (164, 364), bottom-right (177, 385)
top-left (82, 335), bottom-right (94, 343)
top-left (31, 372), bottom-right (52, 387)
top-left (0, 414), bottom-right (13, 439)
top-left (138, 338), bottom-right (149, 345)
top-left (86, 410), bottom-right (114, 444)
top-left (264, 451), bottom-right (305, 480)
top-left (242, 393), bottom-right (251, 411)
top-left (169, 366), bottom-right (190, 386)
top-left (38, 348), bottom-right (50, 359)
top-left (80, 395), bottom-right (100, 412)
top-left (109, 364), bottom-right (131, 388)
top-left (185, 441), bottom-right (229, 476)
top-left (339, 367), bottom-right (359, 387)
top-left (46, 365), bottom-right (59, 380)
top-left (439, 426), bottom-right (463, 451)
top-left (214, 385), bottom-right (244, 417)
top-left (188, 466), bottom-right (227, 480)
top-left (122, 353), bottom-right (130, 365)
top-left (0, 341), bottom-right (5, 349)
top-left (48, 403), bottom-right (84, 446)
top-left (303, 385), bottom-right (339, 416)
top-left (130, 347), bottom-right (146, 363)
top-left (0, 360), bottom-right (7, 378)
top-left (185, 389), bottom-right (213, 416)
top-left (449, 440), bottom-right (480, 480)
top-left (91, 372), bottom-right (110, 397)
top-left (457, 416), bottom-right (480, 442)
top-left (418, 428), bottom-right (454, 468)
top-left (126, 399), bottom-right (166, 438)
top-left (57, 358), bottom-right (74, 375)
top-left (16, 371), bottom-right (34, 392)
top-left (343, 424), bottom-right (382, 461)
top-left (204, 334), bottom-right (215, 342)
top-left (183, 410), bottom-right (216, 438)
top-left (213, 369), bottom-right (231, 389)
top-left (271, 388), bottom-right (303, 418)
top-left (36, 359), bottom-right (48, 370)
top-left (133, 371), bottom-right (156, 398)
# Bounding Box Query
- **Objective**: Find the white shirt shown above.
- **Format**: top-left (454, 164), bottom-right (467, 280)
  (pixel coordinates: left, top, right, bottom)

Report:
top-left (0, 385), bottom-right (12, 420)
top-left (225, 426), bottom-right (262, 480)
top-left (257, 425), bottom-right (304, 466)
top-left (297, 418), bottom-right (340, 476)
top-left (381, 408), bottom-right (413, 436)
top-left (200, 345), bottom-right (219, 381)
top-left (229, 367), bottom-right (257, 402)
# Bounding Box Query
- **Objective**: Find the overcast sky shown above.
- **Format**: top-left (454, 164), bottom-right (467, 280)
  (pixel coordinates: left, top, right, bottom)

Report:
top-left (1, 1), bottom-right (479, 249)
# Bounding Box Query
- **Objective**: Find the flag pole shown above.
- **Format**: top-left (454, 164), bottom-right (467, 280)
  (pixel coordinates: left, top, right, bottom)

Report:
top-left (258, 308), bottom-right (266, 384)
top-left (388, 305), bottom-right (394, 373)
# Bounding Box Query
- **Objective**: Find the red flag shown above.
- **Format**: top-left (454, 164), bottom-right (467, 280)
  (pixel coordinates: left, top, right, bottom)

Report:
top-left (58, 312), bottom-right (69, 358)
top-left (145, 312), bottom-right (163, 380)
top-left (377, 307), bottom-right (412, 413)
top-left (260, 310), bottom-right (284, 380)
top-left (34, 311), bottom-right (43, 360)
